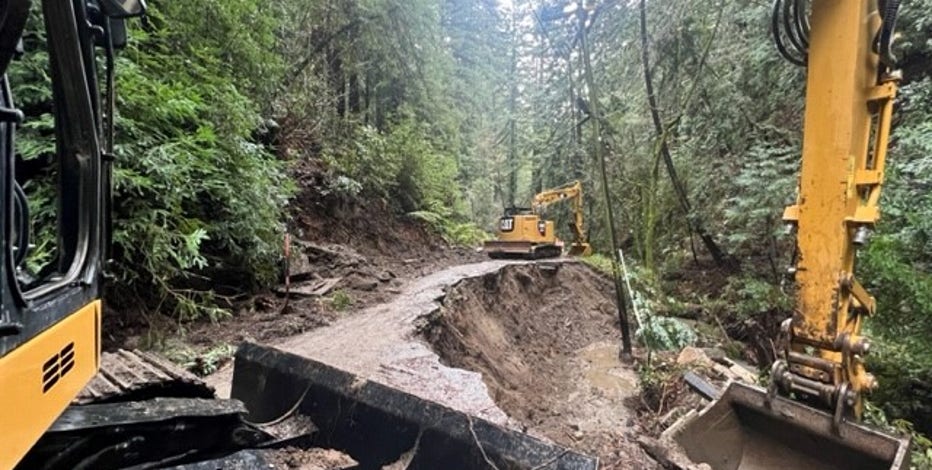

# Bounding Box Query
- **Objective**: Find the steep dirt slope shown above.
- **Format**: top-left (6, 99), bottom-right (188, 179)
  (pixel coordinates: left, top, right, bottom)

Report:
top-left (423, 264), bottom-right (655, 468)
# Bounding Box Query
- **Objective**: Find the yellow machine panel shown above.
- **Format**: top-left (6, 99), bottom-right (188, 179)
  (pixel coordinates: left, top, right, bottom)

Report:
top-left (0, 301), bottom-right (101, 470)
top-left (484, 213), bottom-right (563, 259)
top-left (497, 214), bottom-right (556, 245)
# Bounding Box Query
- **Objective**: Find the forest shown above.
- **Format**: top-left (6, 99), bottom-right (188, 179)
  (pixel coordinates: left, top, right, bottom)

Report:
top-left (9, 0), bottom-right (932, 465)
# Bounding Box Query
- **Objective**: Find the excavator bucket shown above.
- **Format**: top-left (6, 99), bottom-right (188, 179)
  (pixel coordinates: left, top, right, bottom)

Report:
top-left (665, 382), bottom-right (910, 470)
top-left (230, 342), bottom-right (598, 469)
top-left (566, 242), bottom-right (591, 257)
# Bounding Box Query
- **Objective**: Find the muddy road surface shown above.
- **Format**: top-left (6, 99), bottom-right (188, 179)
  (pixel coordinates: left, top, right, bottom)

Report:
top-left (207, 259), bottom-right (527, 423)
top-left (207, 260), bottom-right (657, 468)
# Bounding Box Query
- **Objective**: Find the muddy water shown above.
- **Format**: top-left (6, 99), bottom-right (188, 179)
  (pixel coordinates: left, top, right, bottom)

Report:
top-left (578, 342), bottom-right (638, 399)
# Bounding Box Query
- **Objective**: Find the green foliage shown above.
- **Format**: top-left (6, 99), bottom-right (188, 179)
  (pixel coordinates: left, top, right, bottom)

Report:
top-left (864, 402), bottom-right (932, 469)
top-left (723, 276), bottom-right (793, 319)
top-left (582, 253), bottom-right (615, 276)
top-left (582, 254), bottom-right (695, 350)
top-left (329, 289), bottom-right (353, 312)
top-left (110, 2), bottom-right (294, 315)
top-left (722, 142), bottom-right (799, 250)
top-left (322, 125), bottom-right (396, 199)
top-left (162, 342), bottom-right (237, 376)
top-left (637, 316), bottom-right (697, 351)
top-left (408, 211), bottom-right (490, 247)
top-left (10, 3), bottom-right (293, 320)
top-left (860, 235), bottom-right (932, 436)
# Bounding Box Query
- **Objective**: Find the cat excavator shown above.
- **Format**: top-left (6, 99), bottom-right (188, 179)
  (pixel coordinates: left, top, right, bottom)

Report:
top-left (668, 1), bottom-right (913, 469)
top-left (484, 180), bottom-right (592, 259)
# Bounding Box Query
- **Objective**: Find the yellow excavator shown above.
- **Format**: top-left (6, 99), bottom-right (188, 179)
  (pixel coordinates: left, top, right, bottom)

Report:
top-left (670, 1), bottom-right (912, 469)
top-left (484, 180), bottom-right (592, 259)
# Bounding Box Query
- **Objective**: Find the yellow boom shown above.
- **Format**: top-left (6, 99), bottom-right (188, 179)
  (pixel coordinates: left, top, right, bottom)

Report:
top-left (668, 1), bottom-right (910, 468)
top-left (532, 180), bottom-right (591, 256)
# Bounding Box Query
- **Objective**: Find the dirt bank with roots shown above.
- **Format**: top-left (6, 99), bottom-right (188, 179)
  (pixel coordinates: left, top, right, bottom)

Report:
top-left (422, 263), bottom-right (655, 468)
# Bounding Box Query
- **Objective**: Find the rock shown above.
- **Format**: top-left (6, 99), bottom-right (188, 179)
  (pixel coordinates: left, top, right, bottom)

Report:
top-left (726, 363), bottom-right (758, 384)
top-left (702, 347), bottom-right (727, 364)
top-left (349, 277), bottom-right (379, 291)
top-left (275, 277), bottom-right (342, 297)
top-left (676, 346), bottom-right (714, 368)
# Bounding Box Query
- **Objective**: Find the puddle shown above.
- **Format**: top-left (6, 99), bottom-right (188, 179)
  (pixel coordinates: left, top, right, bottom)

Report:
top-left (577, 341), bottom-right (638, 397)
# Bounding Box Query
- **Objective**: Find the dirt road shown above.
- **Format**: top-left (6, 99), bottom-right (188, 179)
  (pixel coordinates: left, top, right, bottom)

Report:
top-left (207, 259), bottom-right (530, 424)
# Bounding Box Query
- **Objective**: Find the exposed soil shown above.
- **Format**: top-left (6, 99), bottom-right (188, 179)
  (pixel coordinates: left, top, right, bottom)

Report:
top-left (203, 260), bottom-right (660, 467)
top-left (422, 263), bottom-right (658, 469)
top-left (261, 447), bottom-right (357, 470)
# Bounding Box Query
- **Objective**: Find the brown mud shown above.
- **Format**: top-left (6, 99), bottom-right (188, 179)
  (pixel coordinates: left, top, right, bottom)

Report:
top-left (422, 263), bottom-right (657, 468)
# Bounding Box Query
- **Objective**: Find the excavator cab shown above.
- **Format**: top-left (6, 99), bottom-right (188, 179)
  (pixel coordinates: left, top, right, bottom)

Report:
top-left (484, 180), bottom-right (591, 259)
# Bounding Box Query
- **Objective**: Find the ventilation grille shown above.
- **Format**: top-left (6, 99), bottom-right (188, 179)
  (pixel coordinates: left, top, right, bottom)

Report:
top-left (42, 342), bottom-right (75, 393)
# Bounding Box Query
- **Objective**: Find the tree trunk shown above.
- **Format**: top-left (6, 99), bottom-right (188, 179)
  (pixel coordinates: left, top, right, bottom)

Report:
top-left (638, 0), bottom-right (730, 267)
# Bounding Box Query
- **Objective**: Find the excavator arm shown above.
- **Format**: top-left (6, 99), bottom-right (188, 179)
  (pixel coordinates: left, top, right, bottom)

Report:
top-left (668, 2), bottom-right (911, 469)
top-left (774, 0), bottom-right (900, 422)
top-left (532, 180), bottom-right (591, 256)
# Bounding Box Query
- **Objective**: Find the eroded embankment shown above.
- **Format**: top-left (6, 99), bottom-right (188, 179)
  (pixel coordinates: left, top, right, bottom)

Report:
top-left (208, 260), bottom-right (655, 468)
top-left (421, 263), bottom-right (655, 468)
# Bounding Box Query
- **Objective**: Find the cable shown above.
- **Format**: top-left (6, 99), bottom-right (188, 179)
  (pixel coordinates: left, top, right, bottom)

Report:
top-left (877, 0), bottom-right (902, 67)
top-left (245, 382), bottom-right (312, 427)
top-left (771, 0), bottom-right (809, 66)
top-left (794, 0), bottom-right (810, 49)
top-left (782, 0), bottom-right (806, 57)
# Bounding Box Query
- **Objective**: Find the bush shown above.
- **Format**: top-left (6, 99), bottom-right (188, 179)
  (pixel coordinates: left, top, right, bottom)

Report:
top-left (10, 3), bottom-right (293, 321)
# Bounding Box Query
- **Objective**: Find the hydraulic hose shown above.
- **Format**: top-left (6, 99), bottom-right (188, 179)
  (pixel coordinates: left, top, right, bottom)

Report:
top-left (771, 0), bottom-right (807, 66)
top-left (782, 0), bottom-right (807, 57)
top-left (878, 0), bottom-right (902, 67)
top-left (794, 0), bottom-right (810, 49)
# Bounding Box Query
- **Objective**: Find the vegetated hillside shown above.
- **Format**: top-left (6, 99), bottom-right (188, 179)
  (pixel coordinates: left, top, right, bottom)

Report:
top-left (12, 0), bottom-right (504, 324)
top-left (505, 0), bottom-right (932, 453)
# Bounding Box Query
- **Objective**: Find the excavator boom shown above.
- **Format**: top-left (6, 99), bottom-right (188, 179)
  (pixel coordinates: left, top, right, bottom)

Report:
top-left (532, 180), bottom-right (592, 256)
top-left (669, 1), bottom-right (911, 468)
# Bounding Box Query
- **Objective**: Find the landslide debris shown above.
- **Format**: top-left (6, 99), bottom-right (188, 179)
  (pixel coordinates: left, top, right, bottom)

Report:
top-left (421, 262), bottom-right (658, 468)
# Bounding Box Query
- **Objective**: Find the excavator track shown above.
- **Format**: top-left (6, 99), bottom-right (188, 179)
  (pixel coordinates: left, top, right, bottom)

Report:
top-left (75, 349), bottom-right (213, 404)
top-left (21, 350), bottom-right (279, 469)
